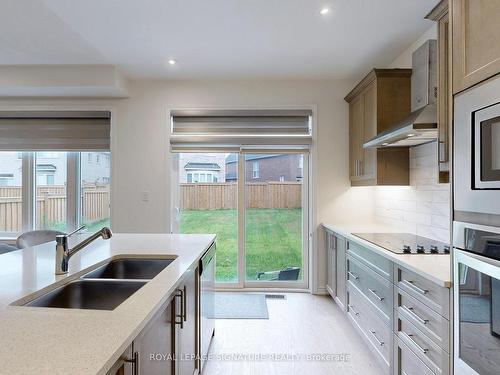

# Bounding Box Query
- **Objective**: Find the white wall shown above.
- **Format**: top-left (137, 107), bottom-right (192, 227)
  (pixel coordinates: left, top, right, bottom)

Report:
top-left (387, 24), bottom-right (437, 68)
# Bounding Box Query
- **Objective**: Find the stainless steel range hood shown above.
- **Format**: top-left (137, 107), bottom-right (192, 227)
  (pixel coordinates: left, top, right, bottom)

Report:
top-left (364, 40), bottom-right (437, 149)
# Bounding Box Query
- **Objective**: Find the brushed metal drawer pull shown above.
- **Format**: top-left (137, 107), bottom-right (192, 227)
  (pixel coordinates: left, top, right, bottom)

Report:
top-left (369, 330), bottom-right (384, 346)
top-left (347, 271), bottom-right (359, 280)
top-left (402, 305), bottom-right (429, 325)
top-left (347, 304), bottom-right (360, 316)
top-left (401, 331), bottom-right (428, 354)
top-left (368, 288), bottom-right (384, 301)
top-left (403, 280), bottom-right (429, 295)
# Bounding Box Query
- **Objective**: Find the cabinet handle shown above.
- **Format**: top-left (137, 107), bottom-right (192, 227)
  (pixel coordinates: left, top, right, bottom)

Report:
top-left (403, 280), bottom-right (429, 295)
top-left (402, 305), bottom-right (429, 325)
top-left (347, 271), bottom-right (359, 280)
top-left (175, 289), bottom-right (184, 328)
top-left (401, 331), bottom-right (428, 354)
top-left (347, 304), bottom-right (359, 316)
top-left (368, 288), bottom-right (384, 301)
top-left (183, 285), bottom-right (187, 322)
top-left (369, 330), bottom-right (384, 346)
top-left (124, 351), bottom-right (139, 375)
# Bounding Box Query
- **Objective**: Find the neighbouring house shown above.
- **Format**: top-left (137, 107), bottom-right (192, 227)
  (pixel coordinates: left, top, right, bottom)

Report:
top-left (225, 154), bottom-right (303, 182)
top-left (179, 153), bottom-right (226, 183)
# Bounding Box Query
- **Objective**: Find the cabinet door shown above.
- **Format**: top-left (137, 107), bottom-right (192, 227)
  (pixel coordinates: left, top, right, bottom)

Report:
top-left (349, 94), bottom-right (364, 181)
top-left (335, 236), bottom-right (347, 310)
top-left (362, 82), bottom-right (377, 180)
top-left (177, 268), bottom-right (198, 375)
top-left (452, 0), bottom-right (500, 93)
top-left (326, 232), bottom-right (336, 298)
top-left (132, 300), bottom-right (174, 375)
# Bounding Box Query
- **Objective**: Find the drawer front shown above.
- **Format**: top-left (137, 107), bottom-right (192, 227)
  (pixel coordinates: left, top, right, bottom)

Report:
top-left (347, 255), bottom-right (393, 324)
top-left (347, 240), bottom-right (393, 280)
top-left (395, 288), bottom-right (449, 352)
top-left (396, 313), bottom-right (449, 375)
top-left (347, 284), bottom-right (392, 367)
top-left (394, 335), bottom-right (435, 375)
top-left (395, 266), bottom-right (450, 319)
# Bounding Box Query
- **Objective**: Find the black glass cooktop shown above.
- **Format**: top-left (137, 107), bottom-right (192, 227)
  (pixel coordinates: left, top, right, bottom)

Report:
top-left (353, 233), bottom-right (450, 254)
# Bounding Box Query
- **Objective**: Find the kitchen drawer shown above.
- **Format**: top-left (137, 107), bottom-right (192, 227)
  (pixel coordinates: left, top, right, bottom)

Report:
top-left (396, 313), bottom-right (449, 375)
top-left (394, 335), bottom-right (435, 375)
top-left (394, 288), bottom-right (449, 352)
top-left (347, 284), bottom-right (392, 370)
top-left (347, 255), bottom-right (393, 324)
top-left (347, 240), bottom-right (393, 280)
top-left (394, 265), bottom-right (450, 319)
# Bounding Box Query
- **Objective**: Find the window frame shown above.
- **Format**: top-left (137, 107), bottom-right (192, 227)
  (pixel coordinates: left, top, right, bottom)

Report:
top-left (252, 160), bottom-right (259, 178)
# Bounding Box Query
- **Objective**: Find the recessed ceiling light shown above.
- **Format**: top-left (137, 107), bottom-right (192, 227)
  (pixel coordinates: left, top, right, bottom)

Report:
top-left (320, 7), bottom-right (330, 15)
top-left (168, 59), bottom-right (177, 65)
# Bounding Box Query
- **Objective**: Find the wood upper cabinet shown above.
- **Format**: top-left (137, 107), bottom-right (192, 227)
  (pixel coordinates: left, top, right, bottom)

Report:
top-left (427, 0), bottom-right (451, 183)
top-left (345, 69), bottom-right (411, 186)
top-left (452, 0), bottom-right (500, 93)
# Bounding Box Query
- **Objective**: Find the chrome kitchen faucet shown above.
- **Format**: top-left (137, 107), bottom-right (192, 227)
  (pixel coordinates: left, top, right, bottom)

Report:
top-left (55, 226), bottom-right (112, 275)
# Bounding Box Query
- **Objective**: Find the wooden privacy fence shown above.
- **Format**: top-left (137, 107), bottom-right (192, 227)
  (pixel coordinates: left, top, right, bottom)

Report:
top-left (180, 182), bottom-right (302, 210)
top-left (0, 185), bottom-right (110, 232)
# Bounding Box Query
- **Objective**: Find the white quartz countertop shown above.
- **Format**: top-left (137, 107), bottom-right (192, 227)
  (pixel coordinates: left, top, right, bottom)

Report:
top-left (0, 233), bottom-right (215, 375)
top-left (322, 223), bottom-right (451, 288)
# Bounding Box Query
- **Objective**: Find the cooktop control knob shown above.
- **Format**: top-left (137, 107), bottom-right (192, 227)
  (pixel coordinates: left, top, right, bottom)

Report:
top-left (403, 245), bottom-right (411, 253)
top-left (430, 245), bottom-right (439, 254)
top-left (416, 245), bottom-right (425, 253)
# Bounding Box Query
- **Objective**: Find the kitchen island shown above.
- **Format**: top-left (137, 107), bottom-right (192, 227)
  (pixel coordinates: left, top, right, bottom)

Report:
top-left (0, 233), bottom-right (215, 375)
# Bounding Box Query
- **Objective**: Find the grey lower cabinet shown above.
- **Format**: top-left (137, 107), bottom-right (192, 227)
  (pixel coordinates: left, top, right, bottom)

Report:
top-left (325, 230), bottom-right (347, 310)
top-left (176, 267), bottom-right (198, 375)
top-left (323, 228), bottom-right (450, 375)
top-left (108, 267), bottom-right (199, 375)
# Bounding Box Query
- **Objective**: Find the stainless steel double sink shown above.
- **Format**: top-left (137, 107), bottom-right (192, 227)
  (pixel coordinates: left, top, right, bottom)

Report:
top-left (23, 258), bottom-right (176, 311)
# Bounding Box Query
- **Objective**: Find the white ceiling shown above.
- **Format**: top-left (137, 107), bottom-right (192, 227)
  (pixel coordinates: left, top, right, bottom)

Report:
top-left (0, 0), bottom-right (438, 80)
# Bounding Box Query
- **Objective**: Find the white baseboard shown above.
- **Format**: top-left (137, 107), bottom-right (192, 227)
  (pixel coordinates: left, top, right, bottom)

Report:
top-left (315, 286), bottom-right (328, 295)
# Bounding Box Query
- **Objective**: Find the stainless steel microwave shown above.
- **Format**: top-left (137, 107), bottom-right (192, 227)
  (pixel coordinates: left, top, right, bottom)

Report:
top-left (455, 76), bottom-right (500, 217)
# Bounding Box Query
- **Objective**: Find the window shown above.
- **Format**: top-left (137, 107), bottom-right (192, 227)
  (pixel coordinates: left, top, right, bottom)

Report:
top-left (298, 157), bottom-right (303, 169)
top-left (187, 173), bottom-right (193, 183)
top-left (252, 161), bottom-right (259, 178)
top-left (0, 151), bottom-right (111, 236)
top-left (36, 152), bottom-right (67, 231)
top-left (87, 153), bottom-right (92, 163)
top-left (0, 152), bottom-right (22, 233)
top-left (96, 154), bottom-right (100, 164)
top-left (80, 152), bottom-right (111, 232)
top-left (279, 175), bottom-right (285, 182)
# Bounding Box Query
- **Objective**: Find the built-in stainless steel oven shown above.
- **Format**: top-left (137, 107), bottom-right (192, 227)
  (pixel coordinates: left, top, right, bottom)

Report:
top-left (455, 76), bottom-right (500, 218)
top-left (453, 221), bottom-right (500, 374)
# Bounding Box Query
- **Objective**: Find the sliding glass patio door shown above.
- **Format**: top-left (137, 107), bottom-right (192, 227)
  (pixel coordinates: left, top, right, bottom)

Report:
top-left (175, 151), bottom-right (309, 289)
top-left (244, 153), bottom-right (308, 287)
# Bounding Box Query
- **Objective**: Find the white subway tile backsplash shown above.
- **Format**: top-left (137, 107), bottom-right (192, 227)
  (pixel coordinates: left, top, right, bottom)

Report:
top-left (374, 142), bottom-right (451, 242)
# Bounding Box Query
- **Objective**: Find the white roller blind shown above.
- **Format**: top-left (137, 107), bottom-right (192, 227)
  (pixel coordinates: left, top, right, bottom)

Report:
top-left (0, 111), bottom-right (111, 151)
top-left (170, 109), bottom-right (312, 151)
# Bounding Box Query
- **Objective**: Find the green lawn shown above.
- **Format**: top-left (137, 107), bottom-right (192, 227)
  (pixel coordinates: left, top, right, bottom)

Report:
top-left (180, 209), bottom-right (302, 282)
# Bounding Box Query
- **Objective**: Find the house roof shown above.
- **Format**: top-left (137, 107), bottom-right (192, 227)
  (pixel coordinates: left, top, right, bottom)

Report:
top-left (225, 154), bottom-right (282, 164)
top-left (184, 162), bottom-right (221, 171)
